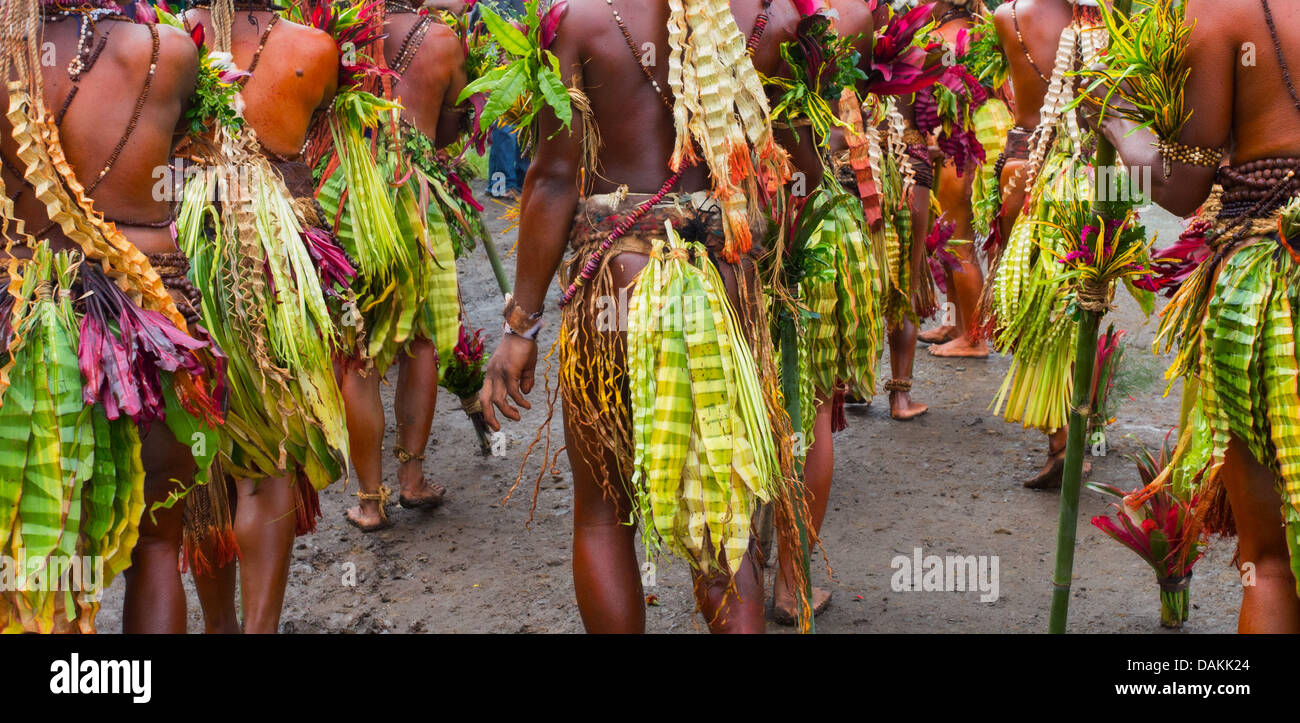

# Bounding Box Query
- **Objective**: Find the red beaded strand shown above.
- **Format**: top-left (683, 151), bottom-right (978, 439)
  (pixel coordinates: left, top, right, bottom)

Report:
top-left (557, 170), bottom-right (684, 308)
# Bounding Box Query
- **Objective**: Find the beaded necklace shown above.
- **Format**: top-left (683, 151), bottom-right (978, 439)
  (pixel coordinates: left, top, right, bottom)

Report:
top-left (1260, 0), bottom-right (1300, 119)
top-left (1010, 0), bottom-right (1049, 84)
top-left (391, 12), bottom-right (434, 76)
top-left (605, 0), bottom-right (773, 112)
top-left (556, 1), bottom-right (776, 308)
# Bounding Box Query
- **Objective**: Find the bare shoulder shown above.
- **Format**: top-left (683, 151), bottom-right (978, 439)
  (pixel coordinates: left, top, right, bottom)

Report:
top-left (155, 22), bottom-right (199, 74)
top-left (103, 21), bottom-right (197, 89)
top-left (276, 18), bottom-right (340, 64)
top-left (551, 0), bottom-right (606, 57)
top-left (154, 22), bottom-right (199, 96)
top-left (992, 0), bottom-right (1014, 30)
top-left (1185, 0), bottom-right (1247, 39)
top-left (425, 21), bottom-right (464, 64)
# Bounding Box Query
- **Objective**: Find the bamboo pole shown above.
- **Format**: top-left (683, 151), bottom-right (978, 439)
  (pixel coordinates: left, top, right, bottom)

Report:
top-left (481, 232), bottom-right (512, 295)
top-left (779, 309), bottom-right (815, 633)
top-left (1048, 0), bottom-right (1133, 634)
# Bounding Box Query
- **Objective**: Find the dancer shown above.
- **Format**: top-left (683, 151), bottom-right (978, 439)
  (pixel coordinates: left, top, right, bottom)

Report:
top-left (310, 0), bottom-right (469, 532)
top-left (918, 0), bottom-right (1012, 358)
top-left (765, 0), bottom-right (881, 625)
top-left (0, 0), bottom-right (221, 633)
top-left (172, 0), bottom-right (351, 633)
top-left (479, 0), bottom-right (818, 633)
top-left (1103, 0), bottom-right (1300, 632)
top-left (985, 0), bottom-right (1094, 488)
top-left (866, 0), bottom-right (937, 421)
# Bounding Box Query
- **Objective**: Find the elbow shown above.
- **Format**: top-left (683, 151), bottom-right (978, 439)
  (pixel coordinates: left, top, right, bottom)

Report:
top-left (1155, 195), bottom-right (1202, 219)
top-left (1147, 177), bottom-right (1212, 219)
top-left (522, 170), bottom-right (577, 209)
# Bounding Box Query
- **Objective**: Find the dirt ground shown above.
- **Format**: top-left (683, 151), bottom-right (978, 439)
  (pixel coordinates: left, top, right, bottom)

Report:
top-left (97, 190), bottom-right (1245, 634)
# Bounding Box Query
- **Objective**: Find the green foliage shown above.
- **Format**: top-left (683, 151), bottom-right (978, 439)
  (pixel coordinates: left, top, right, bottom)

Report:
top-left (457, 0), bottom-right (573, 141)
top-left (765, 15), bottom-right (866, 147)
top-left (1076, 0), bottom-right (1194, 141)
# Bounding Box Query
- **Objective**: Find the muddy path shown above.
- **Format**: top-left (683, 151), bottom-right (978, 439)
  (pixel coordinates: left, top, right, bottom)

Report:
top-left (97, 194), bottom-right (1242, 634)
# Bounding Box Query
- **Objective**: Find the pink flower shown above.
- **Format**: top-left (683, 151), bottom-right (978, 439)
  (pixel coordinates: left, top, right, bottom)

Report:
top-left (792, 0), bottom-right (821, 17)
top-left (134, 0), bottom-right (157, 24)
top-left (539, 0), bottom-right (568, 51)
top-left (925, 214), bottom-right (961, 294)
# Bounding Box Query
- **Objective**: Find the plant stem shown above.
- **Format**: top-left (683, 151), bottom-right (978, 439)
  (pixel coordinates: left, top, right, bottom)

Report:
top-left (779, 309), bottom-right (814, 634)
top-left (1048, 0), bottom-right (1133, 635)
top-left (1160, 588), bottom-right (1189, 628)
top-left (1048, 309), bottom-right (1100, 633)
top-left (482, 232), bottom-right (511, 295)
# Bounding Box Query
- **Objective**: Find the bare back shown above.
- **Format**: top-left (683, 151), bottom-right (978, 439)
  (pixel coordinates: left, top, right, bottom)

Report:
top-left (993, 0), bottom-right (1072, 129)
top-left (185, 8), bottom-right (338, 158)
top-left (825, 0), bottom-right (875, 154)
top-left (383, 12), bottom-right (467, 147)
top-left (0, 18), bottom-right (198, 256)
top-left (554, 0), bottom-right (807, 195)
top-left (1186, 0), bottom-right (1300, 163)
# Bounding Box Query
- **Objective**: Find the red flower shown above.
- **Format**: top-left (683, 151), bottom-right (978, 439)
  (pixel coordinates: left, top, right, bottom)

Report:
top-left (190, 23), bottom-right (204, 49)
top-left (539, 0), bottom-right (568, 51)
top-left (792, 0), bottom-right (821, 17)
top-left (865, 3), bottom-right (945, 97)
top-left (925, 214), bottom-right (961, 294)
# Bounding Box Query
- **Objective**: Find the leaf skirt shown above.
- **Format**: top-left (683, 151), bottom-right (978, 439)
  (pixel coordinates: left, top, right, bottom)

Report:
top-left (1166, 238), bottom-right (1300, 596)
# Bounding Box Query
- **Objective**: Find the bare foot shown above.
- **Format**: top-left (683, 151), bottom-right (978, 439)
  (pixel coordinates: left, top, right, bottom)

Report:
top-left (772, 585), bottom-right (833, 626)
top-left (344, 502), bottom-right (391, 532)
top-left (1023, 453), bottom-right (1064, 490)
top-left (918, 325), bottom-right (957, 344)
top-left (1023, 452), bottom-right (1093, 490)
top-left (397, 460), bottom-right (446, 509)
top-left (889, 391), bottom-right (929, 421)
top-left (929, 336), bottom-right (989, 358)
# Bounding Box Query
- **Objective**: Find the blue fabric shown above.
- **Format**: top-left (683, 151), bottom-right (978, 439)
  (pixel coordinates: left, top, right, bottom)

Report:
top-left (489, 124), bottom-right (530, 196)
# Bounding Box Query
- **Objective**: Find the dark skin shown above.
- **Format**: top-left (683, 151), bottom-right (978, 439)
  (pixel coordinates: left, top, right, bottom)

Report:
top-left (990, 0), bottom-right (1078, 489)
top-left (991, 0), bottom-right (1071, 242)
top-left (922, 2), bottom-right (990, 359)
top-left (764, 0), bottom-right (873, 624)
top-left (182, 8), bottom-right (337, 633)
top-left (479, 0), bottom-right (821, 633)
top-left (858, 0), bottom-right (929, 421)
top-left (344, 14), bottom-right (468, 531)
top-left (1097, 0), bottom-right (1300, 632)
top-left (0, 19), bottom-right (199, 634)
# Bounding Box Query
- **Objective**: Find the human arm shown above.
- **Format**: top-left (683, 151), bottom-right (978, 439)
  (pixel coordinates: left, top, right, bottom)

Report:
top-left (479, 15), bottom-right (584, 430)
top-left (1096, 0), bottom-right (1232, 217)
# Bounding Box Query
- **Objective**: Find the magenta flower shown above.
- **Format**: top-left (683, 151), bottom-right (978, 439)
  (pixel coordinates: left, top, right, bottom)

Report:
top-left (925, 214), bottom-right (961, 293)
top-left (303, 226), bottom-right (358, 292)
top-left (792, 0), bottom-right (821, 17)
top-left (446, 169), bottom-right (484, 212)
top-left (1131, 219), bottom-right (1213, 296)
top-left (540, 1), bottom-right (568, 50)
top-left (1091, 478), bottom-right (1204, 579)
top-left (78, 265), bottom-right (220, 427)
top-left (865, 2), bottom-right (944, 97)
top-left (134, 1), bottom-right (157, 24)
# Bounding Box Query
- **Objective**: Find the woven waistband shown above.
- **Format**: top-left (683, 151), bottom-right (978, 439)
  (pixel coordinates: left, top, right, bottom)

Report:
top-left (569, 190), bottom-right (731, 257)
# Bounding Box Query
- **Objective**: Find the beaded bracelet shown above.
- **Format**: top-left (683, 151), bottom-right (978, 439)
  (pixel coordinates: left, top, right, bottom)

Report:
top-left (1154, 139), bottom-right (1223, 178)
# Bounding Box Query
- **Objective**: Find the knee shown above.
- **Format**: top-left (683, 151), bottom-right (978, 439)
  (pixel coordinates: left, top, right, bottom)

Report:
top-left (130, 520), bottom-right (182, 563)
